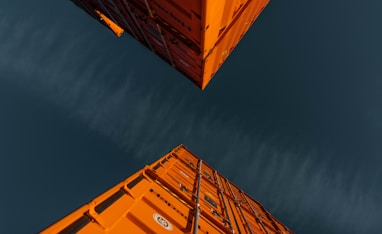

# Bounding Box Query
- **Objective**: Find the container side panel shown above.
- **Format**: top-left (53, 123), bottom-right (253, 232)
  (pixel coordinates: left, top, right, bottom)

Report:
top-left (148, 0), bottom-right (202, 45)
top-left (201, 0), bottom-right (270, 89)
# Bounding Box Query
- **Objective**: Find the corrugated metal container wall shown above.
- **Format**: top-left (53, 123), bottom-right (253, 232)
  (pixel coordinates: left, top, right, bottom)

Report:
top-left (70, 0), bottom-right (269, 89)
top-left (41, 145), bottom-right (293, 233)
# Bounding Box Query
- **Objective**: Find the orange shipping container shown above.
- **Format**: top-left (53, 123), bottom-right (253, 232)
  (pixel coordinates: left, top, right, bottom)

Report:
top-left (41, 145), bottom-right (293, 233)
top-left (71, 0), bottom-right (269, 89)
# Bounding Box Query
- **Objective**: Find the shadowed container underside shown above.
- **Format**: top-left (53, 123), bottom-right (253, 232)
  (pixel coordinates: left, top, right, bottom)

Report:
top-left (70, 0), bottom-right (269, 89)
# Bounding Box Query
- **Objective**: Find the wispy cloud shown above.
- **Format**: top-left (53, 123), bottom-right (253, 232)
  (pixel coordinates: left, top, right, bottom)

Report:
top-left (1, 8), bottom-right (381, 234)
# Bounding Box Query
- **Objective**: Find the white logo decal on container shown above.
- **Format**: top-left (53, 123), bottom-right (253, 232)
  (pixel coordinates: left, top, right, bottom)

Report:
top-left (153, 213), bottom-right (173, 231)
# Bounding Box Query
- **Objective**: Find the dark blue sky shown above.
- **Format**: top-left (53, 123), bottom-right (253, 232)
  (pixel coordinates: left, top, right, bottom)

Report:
top-left (0, 0), bottom-right (381, 233)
